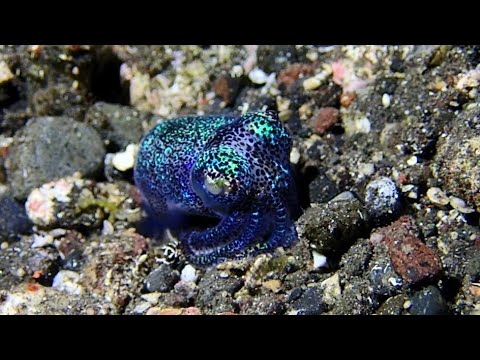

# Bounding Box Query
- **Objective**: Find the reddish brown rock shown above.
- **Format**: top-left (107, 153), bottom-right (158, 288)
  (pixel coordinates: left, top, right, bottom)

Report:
top-left (277, 63), bottom-right (315, 88)
top-left (213, 73), bottom-right (243, 105)
top-left (340, 91), bottom-right (356, 108)
top-left (309, 107), bottom-right (340, 135)
top-left (378, 216), bottom-right (442, 285)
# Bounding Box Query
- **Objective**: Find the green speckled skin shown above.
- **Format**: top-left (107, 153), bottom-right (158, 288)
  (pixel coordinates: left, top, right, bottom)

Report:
top-left (134, 110), bottom-right (298, 266)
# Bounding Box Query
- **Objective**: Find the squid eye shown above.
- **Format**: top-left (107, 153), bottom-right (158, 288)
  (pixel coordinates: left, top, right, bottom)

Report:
top-left (204, 175), bottom-right (232, 195)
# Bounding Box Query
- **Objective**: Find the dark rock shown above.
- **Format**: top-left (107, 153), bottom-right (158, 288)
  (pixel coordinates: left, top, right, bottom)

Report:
top-left (257, 45), bottom-right (308, 74)
top-left (339, 241), bottom-right (373, 278)
top-left (330, 277), bottom-right (377, 315)
top-left (62, 250), bottom-right (84, 272)
top-left (0, 195), bottom-right (32, 242)
top-left (84, 102), bottom-right (148, 151)
top-left (376, 294), bottom-right (409, 315)
top-left (296, 192), bottom-right (369, 256)
top-left (5, 117), bottom-right (105, 200)
top-left (364, 177), bottom-right (402, 226)
top-left (368, 243), bottom-right (404, 297)
top-left (234, 87), bottom-right (276, 113)
top-left (308, 172), bottom-right (339, 204)
top-left (144, 264), bottom-right (180, 293)
top-left (466, 248), bottom-right (480, 282)
top-left (196, 269), bottom-right (243, 314)
top-left (287, 287), bottom-right (304, 302)
top-left (408, 286), bottom-right (448, 315)
top-left (241, 294), bottom-right (286, 315)
top-left (434, 105), bottom-right (480, 212)
top-left (290, 286), bottom-right (325, 315)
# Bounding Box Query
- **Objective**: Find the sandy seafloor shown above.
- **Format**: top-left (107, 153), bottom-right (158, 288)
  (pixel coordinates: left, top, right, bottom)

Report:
top-left (0, 45), bottom-right (479, 315)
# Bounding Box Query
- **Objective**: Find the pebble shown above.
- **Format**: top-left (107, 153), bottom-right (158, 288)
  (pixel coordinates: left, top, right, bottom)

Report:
top-left (312, 251), bottom-right (328, 269)
top-left (321, 273), bottom-right (341, 305)
top-left (290, 286), bottom-right (325, 315)
top-left (0, 61), bottom-right (14, 84)
top-left (25, 174), bottom-right (100, 229)
top-left (248, 68), bottom-right (268, 85)
top-left (382, 93), bottom-right (391, 108)
top-left (406, 156), bottom-right (418, 166)
top-left (308, 172), bottom-right (339, 204)
top-left (180, 264), bottom-right (198, 283)
top-left (133, 302), bottom-right (151, 314)
top-left (140, 292), bottom-right (162, 305)
top-left (84, 102), bottom-right (148, 150)
top-left (354, 117), bottom-right (371, 134)
top-left (289, 147), bottom-right (300, 164)
top-left (144, 264), bottom-right (180, 293)
top-left (31, 234), bottom-right (54, 248)
top-left (262, 279), bottom-right (282, 293)
top-left (0, 195), bottom-right (32, 242)
top-left (379, 216), bottom-right (442, 285)
top-left (359, 163), bottom-right (375, 177)
top-left (449, 196), bottom-right (475, 214)
top-left (364, 177), bottom-right (401, 226)
top-left (112, 144), bottom-right (138, 172)
top-left (408, 286), bottom-right (448, 315)
top-left (52, 270), bottom-right (83, 296)
top-left (296, 192), bottom-right (368, 255)
top-left (5, 117), bottom-right (105, 199)
top-left (102, 220), bottom-right (114, 235)
top-left (303, 77), bottom-right (322, 91)
top-left (426, 187), bottom-right (450, 207)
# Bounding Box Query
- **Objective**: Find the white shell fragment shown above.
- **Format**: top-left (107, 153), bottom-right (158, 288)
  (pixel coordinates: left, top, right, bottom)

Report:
top-left (449, 196), bottom-right (475, 214)
top-left (426, 187), bottom-right (449, 207)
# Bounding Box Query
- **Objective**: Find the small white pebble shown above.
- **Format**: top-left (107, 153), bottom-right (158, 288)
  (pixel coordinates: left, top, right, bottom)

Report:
top-left (312, 251), bottom-right (327, 269)
top-left (31, 233), bottom-right (54, 248)
top-left (403, 300), bottom-right (412, 309)
top-left (218, 271), bottom-right (229, 278)
top-left (230, 65), bottom-right (244, 78)
top-left (248, 67), bottom-right (268, 85)
top-left (355, 117), bottom-right (371, 133)
top-left (449, 196), bottom-right (475, 214)
top-left (303, 77), bottom-right (322, 91)
top-left (72, 66), bottom-right (79, 75)
top-left (102, 220), bottom-right (114, 235)
top-left (406, 156), bottom-right (418, 166)
top-left (1, 242), bottom-right (9, 250)
top-left (359, 163), bottom-right (375, 176)
top-left (306, 51), bottom-right (318, 62)
top-left (426, 187), bottom-right (449, 207)
top-left (382, 93), bottom-right (391, 108)
top-left (112, 144), bottom-right (138, 171)
top-left (181, 264), bottom-right (198, 283)
top-left (16, 268), bottom-right (26, 278)
top-left (289, 147), bottom-right (300, 164)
